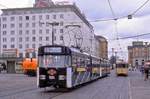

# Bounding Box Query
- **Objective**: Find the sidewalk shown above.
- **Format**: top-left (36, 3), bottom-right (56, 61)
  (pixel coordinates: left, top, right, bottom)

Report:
top-left (129, 71), bottom-right (150, 99)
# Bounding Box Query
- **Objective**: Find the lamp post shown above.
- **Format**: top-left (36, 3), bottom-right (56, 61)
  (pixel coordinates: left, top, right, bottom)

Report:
top-left (46, 22), bottom-right (59, 45)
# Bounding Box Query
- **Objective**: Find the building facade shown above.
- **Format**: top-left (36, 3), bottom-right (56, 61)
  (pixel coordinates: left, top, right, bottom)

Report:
top-left (95, 35), bottom-right (108, 59)
top-left (0, 1), bottom-right (97, 58)
top-left (128, 41), bottom-right (150, 67)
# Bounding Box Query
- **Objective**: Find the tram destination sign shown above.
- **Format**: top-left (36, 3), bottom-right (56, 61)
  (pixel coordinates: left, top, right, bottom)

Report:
top-left (44, 47), bottom-right (62, 53)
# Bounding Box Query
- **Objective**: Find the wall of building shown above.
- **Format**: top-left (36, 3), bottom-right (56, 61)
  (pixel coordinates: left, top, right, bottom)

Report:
top-left (0, 4), bottom-right (96, 58)
top-left (128, 41), bottom-right (150, 67)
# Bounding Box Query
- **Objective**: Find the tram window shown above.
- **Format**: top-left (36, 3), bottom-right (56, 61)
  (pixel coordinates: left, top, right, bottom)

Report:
top-left (72, 56), bottom-right (77, 66)
top-left (80, 58), bottom-right (85, 67)
top-left (25, 53), bottom-right (30, 58)
top-left (116, 64), bottom-right (128, 68)
top-left (38, 56), bottom-right (44, 67)
top-left (38, 55), bottom-right (71, 67)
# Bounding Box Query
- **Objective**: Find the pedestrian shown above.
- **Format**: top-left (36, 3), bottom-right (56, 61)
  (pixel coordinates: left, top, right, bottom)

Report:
top-left (144, 64), bottom-right (149, 81)
top-left (2, 63), bottom-right (6, 71)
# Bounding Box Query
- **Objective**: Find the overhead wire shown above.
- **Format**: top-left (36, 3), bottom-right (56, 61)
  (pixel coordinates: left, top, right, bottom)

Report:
top-left (110, 32), bottom-right (150, 41)
top-left (107, 0), bottom-right (116, 18)
top-left (130, 0), bottom-right (150, 15)
top-left (107, 0), bottom-right (124, 59)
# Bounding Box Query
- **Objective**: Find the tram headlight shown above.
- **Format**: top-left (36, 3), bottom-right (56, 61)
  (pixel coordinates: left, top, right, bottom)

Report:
top-left (59, 75), bottom-right (66, 80)
top-left (39, 75), bottom-right (46, 80)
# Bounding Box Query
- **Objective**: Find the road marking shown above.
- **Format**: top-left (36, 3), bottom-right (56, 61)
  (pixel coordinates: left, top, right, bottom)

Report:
top-left (128, 78), bottom-right (132, 99)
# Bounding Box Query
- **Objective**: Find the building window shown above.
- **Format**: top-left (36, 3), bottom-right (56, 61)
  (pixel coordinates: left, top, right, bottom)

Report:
top-left (32, 37), bottom-right (36, 42)
top-left (32, 16), bottom-right (35, 20)
top-left (39, 29), bottom-right (42, 34)
top-left (19, 44), bottom-right (22, 49)
top-left (46, 37), bottom-right (49, 41)
top-left (32, 30), bottom-right (36, 35)
top-left (25, 37), bottom-right (29, 41)
top-left (60, 21), bottom-right (63, 26)
top-left (3, 31), bottom-right (7, 35)
top-left (3, 45), bottom-right (7, 48)
top-left (39, 44), bottom-right (42, 47)
top-left (60, 29), bottom-right (63, 33)
top-left (25, 44), bottom-right (29, 48)
top-left (60, 14), bottom-right (64, 19)
top-left (46, 29), bottom-right (49, 34)
top-left (46, 15), bottom-right (49, 19)
top-left (19, 23), bottom-right (22, 28)
top-left (2, 17), bottom-right (7, 21)
top-left (32, 23), bottom-right (36, 27)
top-left (11, 44), bottom-right (15, 48)
top-left (10, 17), bottom-right (15, 21)
top-left (19, 37), bottom-right (22, 42)
top-left (11, 24), bottom-right (15, 28)
top-left (10, 38), bottom-right (15, 42)
top-left (19, 30), bottom-right (22, 35)
top-left (32, 52), bottom-right (36, 58)
top-left (26, 30), bottom-right (29, 35)
top-left (11, 31), bottom-right (15, 35)
top-left (26, 16), bottom-right (29, 20)
top-left (39, 15), bottom-right (42, 20)
top-left (32, 44), bottom-right (36, 48)
top-left (3, 38), bottom-right (7, 42)
top-left (39, 22), bottom-right (43, 27)
top-left (53, 15), bottom-right (56, 19)
top-left (3, 24), bottom-right (7, 28)
top-left (19, 16), bottom-right (22, 21)
top-left (39, 37), bottom-right (42, 41)
top-left (25, 52), bottom-right (30, 58)
top-left (26, 23), bottom-right (29, 27)
top-left (19, 53), bottom-right (23, 58)
top-left (60, 35), bottom-right (63, 40)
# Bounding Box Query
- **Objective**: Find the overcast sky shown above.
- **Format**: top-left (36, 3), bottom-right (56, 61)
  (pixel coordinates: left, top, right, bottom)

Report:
top-left (0, 0), bottom-right (150, 60)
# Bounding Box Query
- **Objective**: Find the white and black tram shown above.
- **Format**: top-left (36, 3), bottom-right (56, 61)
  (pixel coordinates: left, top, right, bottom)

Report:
top-left (37, 45), bottom-right (110, 89)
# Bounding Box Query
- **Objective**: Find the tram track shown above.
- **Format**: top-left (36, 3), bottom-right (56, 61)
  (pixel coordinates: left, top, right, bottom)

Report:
top-left (48, 90), bottom-right (68, 99)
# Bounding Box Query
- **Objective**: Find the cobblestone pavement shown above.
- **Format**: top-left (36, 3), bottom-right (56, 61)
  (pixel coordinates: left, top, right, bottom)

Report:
top-left (130, 71), bottom-right (150, 99)
top-left (0, 70), bottom-right (150, 99)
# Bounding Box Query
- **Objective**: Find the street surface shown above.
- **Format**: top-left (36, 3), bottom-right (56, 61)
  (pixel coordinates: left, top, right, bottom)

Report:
top-left (0, 70), bottom-right (150, 99)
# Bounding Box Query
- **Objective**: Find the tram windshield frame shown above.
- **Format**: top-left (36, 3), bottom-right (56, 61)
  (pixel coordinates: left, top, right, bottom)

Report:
top-left (116, 63), bottom-right (128, 68)
top-left (38, 46), bottom-right (72, 68)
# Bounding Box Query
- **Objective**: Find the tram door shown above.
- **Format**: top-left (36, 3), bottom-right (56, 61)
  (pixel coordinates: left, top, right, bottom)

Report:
top-left (7, 61), bottom-right (16, 73)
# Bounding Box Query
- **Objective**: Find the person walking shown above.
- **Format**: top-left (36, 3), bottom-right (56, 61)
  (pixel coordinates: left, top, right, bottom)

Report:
top-left (144, 64), bottom-right (149, 81)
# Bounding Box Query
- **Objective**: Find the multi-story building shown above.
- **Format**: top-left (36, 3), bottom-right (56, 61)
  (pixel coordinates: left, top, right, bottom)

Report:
top-left (95, 35), bottom-right (108, 59)
top-left (0, 0), bottom-right (97, 58)
top-left (128, 41), bottom-right (150, 67)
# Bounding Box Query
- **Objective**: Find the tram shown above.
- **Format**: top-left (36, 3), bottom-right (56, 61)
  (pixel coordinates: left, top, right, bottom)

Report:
top-left (37, 45), bottom-right (110, 89)
top-left (116, 62), bottom-right (128, 76)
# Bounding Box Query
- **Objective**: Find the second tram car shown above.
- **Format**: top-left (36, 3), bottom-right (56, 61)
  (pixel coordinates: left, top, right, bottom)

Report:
top-left (116, 62), bottom-right (128, 76)
top-left (37, 45), bottom-right (110, 89)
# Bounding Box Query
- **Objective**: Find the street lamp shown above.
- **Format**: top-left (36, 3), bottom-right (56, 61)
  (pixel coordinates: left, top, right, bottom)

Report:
top-left (46, 22), bottom-right (59, 45)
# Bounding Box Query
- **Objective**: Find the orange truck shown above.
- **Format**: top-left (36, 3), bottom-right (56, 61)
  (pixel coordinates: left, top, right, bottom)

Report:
top-left (22, 58), bottom-right (37, 76)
